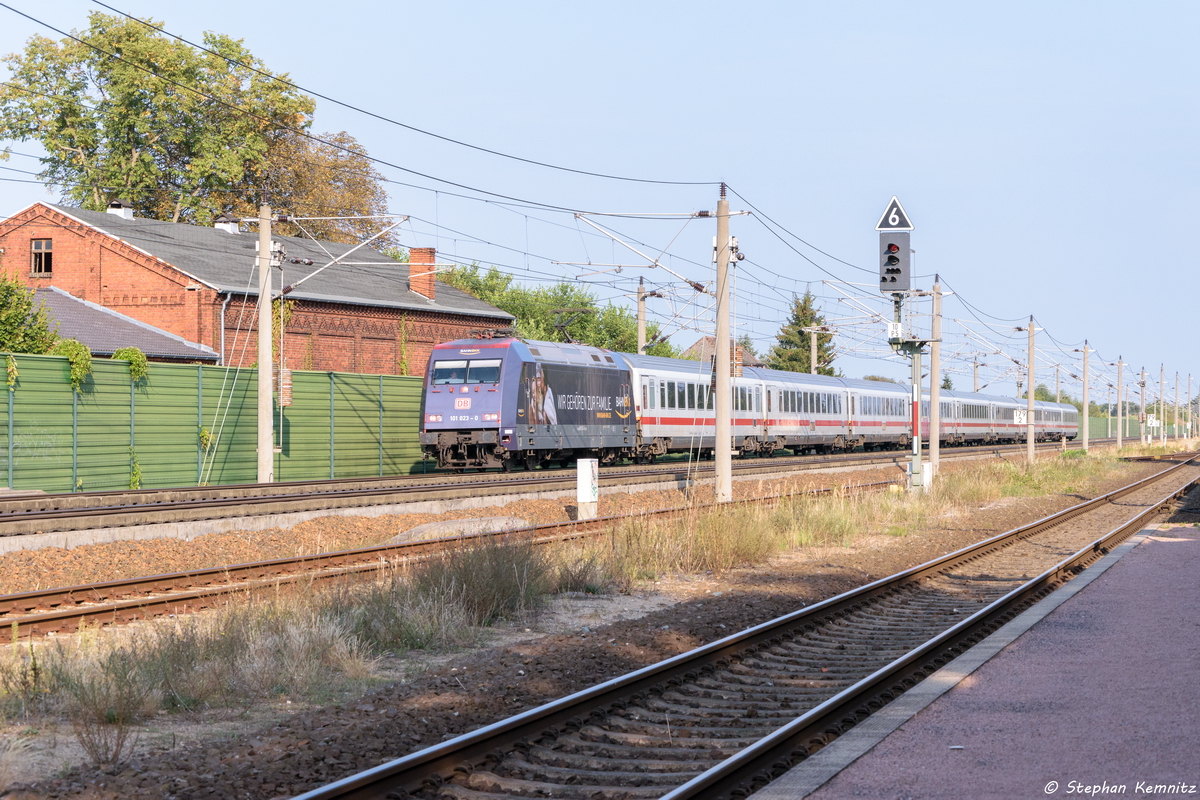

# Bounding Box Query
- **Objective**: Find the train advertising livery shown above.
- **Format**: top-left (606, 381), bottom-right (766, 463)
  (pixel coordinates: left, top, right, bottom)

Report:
top-left (518, 363), bottom-right (632, 425)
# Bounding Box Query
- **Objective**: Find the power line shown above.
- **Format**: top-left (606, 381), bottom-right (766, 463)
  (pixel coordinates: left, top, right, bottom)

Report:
top-left (87, 0), bottom-right (719, 189)
top-left (0, 2), bottom-right (646, 216)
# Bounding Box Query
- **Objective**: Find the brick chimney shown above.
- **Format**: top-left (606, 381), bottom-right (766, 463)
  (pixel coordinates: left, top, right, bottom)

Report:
top-left (408, 247), bottom-right (436, 300)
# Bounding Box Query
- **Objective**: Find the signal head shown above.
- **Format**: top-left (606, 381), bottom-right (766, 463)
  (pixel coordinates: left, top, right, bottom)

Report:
top-left (878, 232), bottom-right (911, 293)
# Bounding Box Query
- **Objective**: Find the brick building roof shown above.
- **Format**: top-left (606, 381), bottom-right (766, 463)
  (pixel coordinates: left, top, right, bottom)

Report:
top-left (43, 204), bottom-right (514, 322)
top-left (681, 335), bottom-right (766, 367)
top-left (35, 286), bottom-right (219, 361)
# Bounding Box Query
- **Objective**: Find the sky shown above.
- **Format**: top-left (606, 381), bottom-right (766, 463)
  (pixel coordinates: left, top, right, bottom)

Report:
top-left (0, 1), bottom-right (1196, 405)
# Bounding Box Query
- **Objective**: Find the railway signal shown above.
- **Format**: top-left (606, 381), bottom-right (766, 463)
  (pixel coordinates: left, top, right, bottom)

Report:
top-left (875, 197), bottom-right (925, 490)
top-left (879, 231), bottom-right (911, 292)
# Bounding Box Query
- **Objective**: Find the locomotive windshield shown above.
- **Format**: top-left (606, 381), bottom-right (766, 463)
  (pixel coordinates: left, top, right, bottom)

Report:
top-left (432, 358), bottom-right (502, 385)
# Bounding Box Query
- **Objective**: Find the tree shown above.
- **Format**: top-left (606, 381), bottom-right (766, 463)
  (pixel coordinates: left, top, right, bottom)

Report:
top-left (0, 12), bottom-right (314, 225)
top-left (0, 272), bottom-right (57, 353)
top-left (941, 374), bottom-right (954, 390)
top-left (863, 375), bottom-right (901, 384)
top-left (438, 264), bottom-right (678, 356)
top-left (767, 291), bottom-right (837, 375)
top-left (216, 130), bottom-right (397, 248)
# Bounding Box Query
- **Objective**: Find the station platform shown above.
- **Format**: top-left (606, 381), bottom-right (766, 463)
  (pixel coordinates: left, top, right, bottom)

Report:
top-left (750, 522), bottom-right (1200, 800)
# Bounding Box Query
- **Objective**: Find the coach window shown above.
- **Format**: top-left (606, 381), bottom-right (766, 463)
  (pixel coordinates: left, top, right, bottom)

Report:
top-left (31, 239), bottom-right (52, 275)
top-left (647, 379), bottom-right (656, 409)
top-left (687, 383), bottom-right (696, 409)
top-left (680, 383), bottom-right (688, 408)
top-left (666, 381), bottom-right (676, 409)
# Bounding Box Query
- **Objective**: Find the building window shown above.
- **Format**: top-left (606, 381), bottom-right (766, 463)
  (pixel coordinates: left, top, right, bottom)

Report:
top-left (31, 239), bottom-right (52, 275)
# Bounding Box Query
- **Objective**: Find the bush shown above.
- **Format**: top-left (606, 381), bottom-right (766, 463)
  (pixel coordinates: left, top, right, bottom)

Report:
top-left (111, 346), bottom-right (149, 382)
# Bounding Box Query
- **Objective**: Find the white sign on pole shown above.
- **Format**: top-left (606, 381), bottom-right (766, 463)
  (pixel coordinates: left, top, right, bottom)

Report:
top-left (1014, 409), bottom-right (1027, 425)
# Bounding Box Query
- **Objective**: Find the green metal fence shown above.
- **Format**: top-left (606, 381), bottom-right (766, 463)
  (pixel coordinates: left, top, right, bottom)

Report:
top-left (1084, 417), bottom-right (1190, 441)
top-left (0, 354), bottom-right (425, 492)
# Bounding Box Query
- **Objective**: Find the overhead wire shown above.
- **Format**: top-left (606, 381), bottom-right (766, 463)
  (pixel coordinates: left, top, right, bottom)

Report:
top-left (87, 0), bottom-right (718, 188)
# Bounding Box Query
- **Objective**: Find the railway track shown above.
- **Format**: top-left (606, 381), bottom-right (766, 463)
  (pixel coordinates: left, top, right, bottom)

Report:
top-left (0, 479), bottom-right (899, 639)
top-left (285, 454), bottom-right (1199, 800)
top-left (0, 439), bottom-right (1113, 538)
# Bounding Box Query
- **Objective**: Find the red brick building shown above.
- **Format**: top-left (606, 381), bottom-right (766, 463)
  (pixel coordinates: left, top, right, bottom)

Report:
top-left (0, 201), bottom-right (513, 375)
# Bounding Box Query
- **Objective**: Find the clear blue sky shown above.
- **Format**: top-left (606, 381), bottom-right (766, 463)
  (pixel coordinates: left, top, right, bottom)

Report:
top-left (1, 1), bottom-right (1195, 403)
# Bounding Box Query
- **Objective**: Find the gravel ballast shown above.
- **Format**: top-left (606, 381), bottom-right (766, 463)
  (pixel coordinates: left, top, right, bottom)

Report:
top-left (0, 458), bottom-right (1178, 799)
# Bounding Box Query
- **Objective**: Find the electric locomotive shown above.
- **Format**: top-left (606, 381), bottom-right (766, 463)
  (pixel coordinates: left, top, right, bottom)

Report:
top-left (419, 337), bottom-right (634, 471)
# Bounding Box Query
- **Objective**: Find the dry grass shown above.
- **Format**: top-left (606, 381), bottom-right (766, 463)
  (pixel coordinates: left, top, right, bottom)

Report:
top-left (595, 450), bottom-right (1137, 582)
top-left (0, 733), bottom-right (34, 789)
top-left (0, 447), bottom-right (1159, 767)
top-left (0, 537), bottom-right (559, 767)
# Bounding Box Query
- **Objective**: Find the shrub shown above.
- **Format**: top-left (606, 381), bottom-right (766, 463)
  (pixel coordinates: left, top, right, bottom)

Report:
top-left (111, 346), bottom-right (149, 382)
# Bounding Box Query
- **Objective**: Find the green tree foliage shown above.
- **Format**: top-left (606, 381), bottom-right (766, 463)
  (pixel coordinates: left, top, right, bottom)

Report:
top-left (941, 373), bottom-right (954, 390)
top-left (217, 130), bottom-right (397, 248)
top-left (0, 12), bottom-right (315, 225)
top-left (0, 272), bottom-right (58, 353)
top-left (767, 292), bottom-right (837, 375)
top-left (863, 375), bottom-right (901, 384)
top-left (439, 264), bottom-right (678, 356)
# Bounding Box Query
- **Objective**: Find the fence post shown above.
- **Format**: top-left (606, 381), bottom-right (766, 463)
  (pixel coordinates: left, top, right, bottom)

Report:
top-left (72, 389), bottom-right (78, 492)
top-left (130, 378), bottom-right (136, 489)
top-left (378, 374), bottom-right (384, 477)
top-left (329, 372), bottom-right (335, 480)
top-left (196, 365), bottom-right (203, 485)
top-left (6, 380), bottom-right (12, 490)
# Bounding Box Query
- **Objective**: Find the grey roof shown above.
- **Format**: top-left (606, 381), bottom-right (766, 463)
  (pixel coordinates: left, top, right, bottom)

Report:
top-left (35, 286), bottom-right (219, 361)
top-left (44, 204), bottom-right (514, 321)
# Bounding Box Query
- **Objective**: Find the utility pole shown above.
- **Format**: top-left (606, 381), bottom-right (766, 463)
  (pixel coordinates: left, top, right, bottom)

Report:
top-left (256, 202), bottom-right (274, 484)
top-left (929, 280), bottom-right (942, 474)
top-left (637, 278), bottom-right (646, 355)
top-left (714, 185), bottom-right (732, 503)
top-left (1189, 374), bottom-right (1193, 439)
top-left (1106, 385), bottom-right (1112, 439)
top-left (1055, 364), bottom-right (1061, 403)
top-left (810, 329), bottom-right (818, 375)
top-left (1159, 364), bottom-right (1166, 445)
top-left (973, 358), bottom-right (980, 392)
top-left (1140, 367), bottom-right (1147, 445)
top-left (1076, 342), bottom-right (1089, 453)
top-left (1023, 317), bottom-right (1035, 466)
top-left (1116, 358), bottom-right (1123, 450)
top-left (1174, 371), bottom-right (1180, 442)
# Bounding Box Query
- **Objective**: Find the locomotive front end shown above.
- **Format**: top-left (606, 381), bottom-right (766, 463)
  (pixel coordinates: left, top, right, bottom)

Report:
top-left (420, 340), bottom-right (515, 470)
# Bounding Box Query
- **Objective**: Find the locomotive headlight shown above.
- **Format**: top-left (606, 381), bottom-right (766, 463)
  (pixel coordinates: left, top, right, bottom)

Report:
top-left (483, 413), bottom-right (499, 422)
top-left (426, 414), bottom-right (443, 423)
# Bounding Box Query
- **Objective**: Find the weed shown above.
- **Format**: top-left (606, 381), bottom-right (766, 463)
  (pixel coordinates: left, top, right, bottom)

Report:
top-left (0, 734), bottom-right (34, 789)
top-left (50, 642), bottom-right (154, 767)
